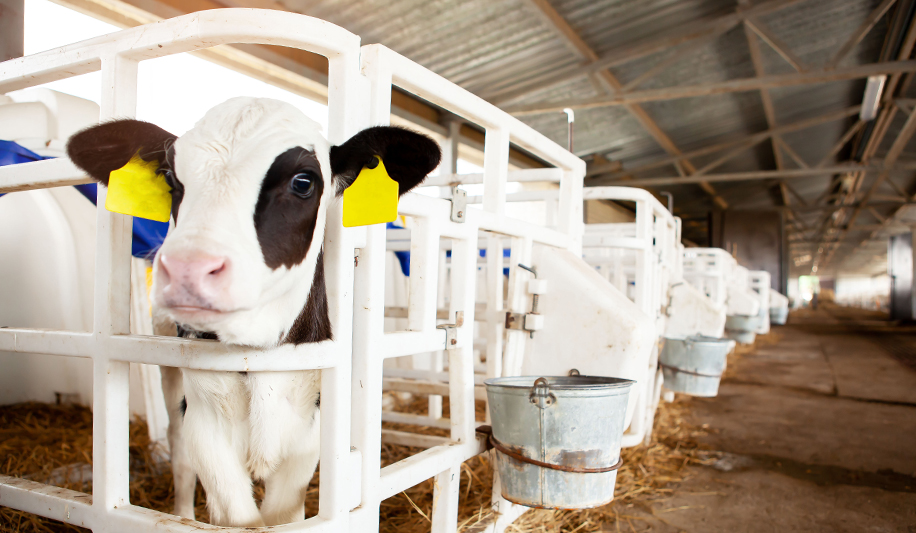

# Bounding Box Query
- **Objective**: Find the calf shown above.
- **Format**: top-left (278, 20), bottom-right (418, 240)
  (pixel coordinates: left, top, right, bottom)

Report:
top-left (67, 97), bottom-right (440, 526)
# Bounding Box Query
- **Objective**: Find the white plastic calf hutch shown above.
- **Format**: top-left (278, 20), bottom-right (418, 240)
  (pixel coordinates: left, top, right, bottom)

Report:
top-left (0, 88), bottom-right (175, 447)
top-left (748, 270), bottom-right (772, 335)
top-left (0, 9), bottom-right (654, 533)
top-left (769, 288), bottom-right (790, 325)
top-left (682, 248), bottom-right (761, 344)
top-left (385, 183), bottom-right (664, 449)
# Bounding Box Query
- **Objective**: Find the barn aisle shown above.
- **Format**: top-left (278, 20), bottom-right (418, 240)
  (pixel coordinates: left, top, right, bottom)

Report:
top-left (617, 306), bottom-right (916, 532)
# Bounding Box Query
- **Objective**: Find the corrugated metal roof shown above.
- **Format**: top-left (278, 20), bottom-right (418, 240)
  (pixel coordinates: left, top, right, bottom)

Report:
top-left (278, 0), bottom-right (908, 275)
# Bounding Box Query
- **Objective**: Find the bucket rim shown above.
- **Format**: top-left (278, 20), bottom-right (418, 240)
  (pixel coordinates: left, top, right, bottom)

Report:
top-left (483, 375), bottom-right (635, 391)
top-left (664, 335), bottom-right (733, 346)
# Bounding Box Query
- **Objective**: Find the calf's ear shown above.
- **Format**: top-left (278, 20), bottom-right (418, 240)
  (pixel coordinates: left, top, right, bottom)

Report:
top-left (67, 119), bottom-right (178, 186)
top-left (330, 126), bottom-right (441, 196)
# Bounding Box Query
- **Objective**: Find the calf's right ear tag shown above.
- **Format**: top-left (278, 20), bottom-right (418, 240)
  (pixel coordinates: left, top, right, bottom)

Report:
top-left (105, 155), bottom-right (172, 223)
top-left (342, 155), bottom-right (399, 227)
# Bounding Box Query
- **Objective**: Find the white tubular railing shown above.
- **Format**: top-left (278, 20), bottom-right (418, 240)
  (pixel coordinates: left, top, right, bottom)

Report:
top-left (361, 44), bottom-right (584, 532)
top-left (580, 187), bottom-right (677, 327)
top-left (683, 247), bottom-right (737, 307)
top-left (0, 9), bottom-right (362, 533)
top-left (0, 11), bottom-right (586, 533)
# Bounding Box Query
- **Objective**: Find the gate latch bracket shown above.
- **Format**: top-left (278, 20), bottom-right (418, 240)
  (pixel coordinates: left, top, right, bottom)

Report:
top-left (449, 186), bottom-right (467, 223)
top-left (437, 310), bottom-right (464, 348)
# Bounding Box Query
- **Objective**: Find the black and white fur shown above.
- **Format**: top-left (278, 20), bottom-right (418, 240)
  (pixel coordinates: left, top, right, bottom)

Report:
top-left (67, 97), bottom-right (440, 526)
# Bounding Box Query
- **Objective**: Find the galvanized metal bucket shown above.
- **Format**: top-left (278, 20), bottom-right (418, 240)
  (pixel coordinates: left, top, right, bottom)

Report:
top-left (483, 374), bottom-right (634, 509)
top-left (660, 336), bottom-right (731, 397)
top-left (770, 306), bottom-right (788, 325)
top-left (725, 314), bottom-right (761, 344)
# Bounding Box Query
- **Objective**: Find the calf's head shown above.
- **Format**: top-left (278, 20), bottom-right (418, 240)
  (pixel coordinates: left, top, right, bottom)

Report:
top-left (68, 97), bottom-right (440, 346)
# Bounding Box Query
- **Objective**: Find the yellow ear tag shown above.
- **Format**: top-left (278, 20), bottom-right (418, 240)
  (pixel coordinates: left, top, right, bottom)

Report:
top-left (342, 155), bottom-right (399, 228)
top-left (105, 155), bottom-right (172, 223)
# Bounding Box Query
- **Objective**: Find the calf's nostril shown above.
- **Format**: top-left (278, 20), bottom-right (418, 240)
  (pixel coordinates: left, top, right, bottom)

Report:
top-left (209, 263), bottom-right (226, 276)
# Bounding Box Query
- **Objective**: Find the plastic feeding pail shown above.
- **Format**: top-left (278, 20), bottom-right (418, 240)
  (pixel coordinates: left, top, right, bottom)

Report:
top-left (482, 374), bottom-right (634, 509)
top-left (660, 336), bottom-right (731, 397)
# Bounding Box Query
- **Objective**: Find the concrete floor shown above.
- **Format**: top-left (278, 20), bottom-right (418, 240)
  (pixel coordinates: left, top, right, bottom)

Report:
top-left (623, 306), bottom-right (916, 532)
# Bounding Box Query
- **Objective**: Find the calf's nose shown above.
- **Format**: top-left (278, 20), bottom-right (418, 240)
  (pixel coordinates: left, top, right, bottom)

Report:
top-left (158, 252), bottom-right (231, 309)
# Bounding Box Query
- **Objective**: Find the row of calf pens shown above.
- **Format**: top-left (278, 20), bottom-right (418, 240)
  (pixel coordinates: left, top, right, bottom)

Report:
top-left (0, 9), bottom-right (791, 533)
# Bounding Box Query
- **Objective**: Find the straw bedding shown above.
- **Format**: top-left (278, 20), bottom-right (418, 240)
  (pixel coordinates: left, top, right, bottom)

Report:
top-left (0, 335), bottom-right (768, 533)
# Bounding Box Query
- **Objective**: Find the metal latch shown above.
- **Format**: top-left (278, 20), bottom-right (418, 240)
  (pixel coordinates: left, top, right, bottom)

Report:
top-left (509, 263), bottom-right (547, 338)
top-left (437, 310), bottom-right (464, 349)
top-left (449, 186), bottom-right (467, 223)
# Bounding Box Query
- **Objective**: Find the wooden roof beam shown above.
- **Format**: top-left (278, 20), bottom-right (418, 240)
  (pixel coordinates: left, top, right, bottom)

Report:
top-left (589, 106), bottom-right (860, 179)
top-left (507, 60), bottom-right (916, 114)
top-left (826, 0), bottom-right (898, 69)
top-left (524, 0), bottom-right (728, 208)
top-left (745, 15), bottom-right (809, 72)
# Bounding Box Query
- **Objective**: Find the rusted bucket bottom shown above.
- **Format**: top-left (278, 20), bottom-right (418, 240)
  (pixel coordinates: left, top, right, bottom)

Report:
top-left (496, 451), bottom-right (619, 510)
top-left (660, 364), bottom-right (722, 397)
top-left (726, 329), bottom-right (757, 344)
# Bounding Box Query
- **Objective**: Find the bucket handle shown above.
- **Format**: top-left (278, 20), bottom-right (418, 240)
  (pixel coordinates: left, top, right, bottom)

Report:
top-left (476, 425), bottom-right (623, 474)
top-left (528, 377), bottom-right (556, 409)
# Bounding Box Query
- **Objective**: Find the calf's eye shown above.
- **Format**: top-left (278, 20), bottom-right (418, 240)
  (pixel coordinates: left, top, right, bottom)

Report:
top-left (290, 172), bottom-right (317, 198)
top-left (161, 170), bottom-right (181, 192)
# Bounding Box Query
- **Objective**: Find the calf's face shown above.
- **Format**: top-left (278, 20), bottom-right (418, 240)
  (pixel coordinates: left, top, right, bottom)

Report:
top-left (68, 97), bottom-right (440, 346)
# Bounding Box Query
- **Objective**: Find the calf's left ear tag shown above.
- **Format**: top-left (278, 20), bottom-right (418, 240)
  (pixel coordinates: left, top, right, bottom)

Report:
top-left (105, 155), bottom-right (172, 223)
top-left (342, 155), bottom-right (399, 227)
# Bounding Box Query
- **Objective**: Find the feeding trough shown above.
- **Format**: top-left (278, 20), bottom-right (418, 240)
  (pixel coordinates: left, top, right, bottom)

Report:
top-left (482, 373), bottom-right (634, 509)
top-left (660, 336), bottom-right (732, 397)
top-left (725, 314), bottom-right (761, 344)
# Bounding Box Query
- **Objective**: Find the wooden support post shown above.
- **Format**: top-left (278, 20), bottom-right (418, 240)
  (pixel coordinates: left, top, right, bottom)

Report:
top-left (0, 0), bottom-right (23, 62)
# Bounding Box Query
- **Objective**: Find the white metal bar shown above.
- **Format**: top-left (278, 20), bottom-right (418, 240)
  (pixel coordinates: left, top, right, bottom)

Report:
top-left (380, 331), bottom-right (447, 358)
top-left (0, 330), bottom-right (94, 357)
top-left (382, 377), bottom-right (487, 400)
top-left (0, 477), bottom-right (93, 529)
top-left (92, 52), bottom-right (137, 515)
top-left (380, 430), bottom-right (450, 449)
top-left (316, 45), bottom-right (362, 525)
top-left (483, 128), bottom-right (510, 216)
top-left (381, 411), bottom-right (451, 429)
top-left (425, 168), bottom-right (563, 186)
top-left (431, 466), bottom-right (461, 533)
top-left (378, 440), bottom-right (485, 501)
top-left (382, 367), bottom-right (487, 385)
top-left (0, 10), bottom-right (360, 93)
top-left (0, 158), bottom-right (89, 194)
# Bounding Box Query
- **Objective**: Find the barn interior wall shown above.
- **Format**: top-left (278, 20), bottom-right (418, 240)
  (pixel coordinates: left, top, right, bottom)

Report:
top-left (888, 232), bottom-right (914, 320)
top-left (710, 209), bottom-right (786, 293)
top-left (584, 200), bottom-right (636, 224)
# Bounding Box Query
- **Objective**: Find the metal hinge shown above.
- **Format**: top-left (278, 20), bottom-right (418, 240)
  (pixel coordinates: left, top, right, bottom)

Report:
top-left (504, 312), bottom-right (545, 333)
top-left (437, 310), bottom-right (464, 348)
top-left (506, 263), bottom-right (547, 338)
top-left (449, 186), bottom-right (467, 223)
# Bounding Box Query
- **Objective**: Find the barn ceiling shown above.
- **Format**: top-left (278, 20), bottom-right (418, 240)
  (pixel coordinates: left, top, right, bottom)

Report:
top-left (51, 0), bottom-right (916, 277)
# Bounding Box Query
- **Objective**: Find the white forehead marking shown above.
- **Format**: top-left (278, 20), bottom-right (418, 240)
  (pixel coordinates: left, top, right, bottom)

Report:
top-left (173, 97), bottom-right (330, 194)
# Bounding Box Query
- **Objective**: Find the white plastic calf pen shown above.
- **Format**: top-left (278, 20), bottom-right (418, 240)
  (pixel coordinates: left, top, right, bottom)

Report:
top-left (382, 184), bottom-right (666, 450)
top-left (0, 9), bottom-right (588, 533)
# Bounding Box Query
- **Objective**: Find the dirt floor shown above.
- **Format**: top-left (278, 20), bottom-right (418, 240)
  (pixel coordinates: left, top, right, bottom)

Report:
top-left (604, 304), bottom-right (916, 533)
top-left (3, 304), bottom-right (916, 532)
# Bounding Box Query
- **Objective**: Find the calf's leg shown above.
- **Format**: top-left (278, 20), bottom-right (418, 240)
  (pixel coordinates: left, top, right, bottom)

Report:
top-left (259, 450), bottom-right (320, 526)
top-left (159, 365), bottom-right (196, 519)
top-left (183, 371), bottom-right (263, 527)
